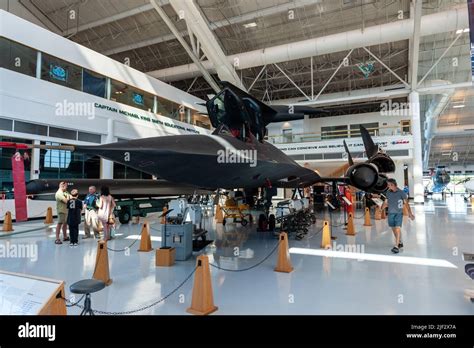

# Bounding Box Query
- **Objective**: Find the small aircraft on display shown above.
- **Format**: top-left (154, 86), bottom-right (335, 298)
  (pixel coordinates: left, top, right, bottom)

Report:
top-left (1, 82), bottom-right (396, 196)
top-left (462, 178), bottom-right (474, 196)
top-left (458, 177), bottom-right (474, 200)
top-left (425, 167), bottom-right (451, 194)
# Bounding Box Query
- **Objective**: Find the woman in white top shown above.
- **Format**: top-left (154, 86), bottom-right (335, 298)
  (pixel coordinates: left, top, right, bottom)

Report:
top-left (96, 186), bottom-right (116, 241)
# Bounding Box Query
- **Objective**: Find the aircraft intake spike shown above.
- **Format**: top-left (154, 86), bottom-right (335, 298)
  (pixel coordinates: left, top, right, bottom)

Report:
top-left (370, 173), bottom-right (389, 193)
top-left (345, 163), bottom-right (379, 191)
top-left (366, 153), bottom-right (396, 173)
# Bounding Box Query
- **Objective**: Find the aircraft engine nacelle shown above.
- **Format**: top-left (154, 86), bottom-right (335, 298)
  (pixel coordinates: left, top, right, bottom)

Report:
top-left (345, 163), bottom-right (379, 191)
top-left (369, 173), bottom-right (389, 193)
top-left (366, 153), bottom-right (396, 173)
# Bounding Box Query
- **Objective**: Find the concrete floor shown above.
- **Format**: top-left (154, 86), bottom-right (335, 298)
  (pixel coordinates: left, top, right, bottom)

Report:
top-left (1, 195), bottom-right (473, 315)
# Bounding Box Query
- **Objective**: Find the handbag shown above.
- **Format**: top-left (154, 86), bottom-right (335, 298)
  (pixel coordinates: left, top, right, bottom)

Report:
top-left (108, 214), bottom-right (115, 225)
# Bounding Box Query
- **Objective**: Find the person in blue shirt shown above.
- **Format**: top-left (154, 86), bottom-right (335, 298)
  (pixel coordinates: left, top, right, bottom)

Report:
top-left (382, 178), bottom-right (414, 254)
top-left (82, 186), bottom-right (99, 239)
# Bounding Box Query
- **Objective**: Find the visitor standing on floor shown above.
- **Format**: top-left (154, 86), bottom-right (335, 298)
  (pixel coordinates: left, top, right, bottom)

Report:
top-left (67, 189), bottom-right (83, 247)
top-left (97, 186), bottom-right (115, 241)
top-left (54, 181), bottom-right (70, 245)
top-left (83, 185), bottom-right (100, 239)
top-left (382, 178), bottom-right (414, 254)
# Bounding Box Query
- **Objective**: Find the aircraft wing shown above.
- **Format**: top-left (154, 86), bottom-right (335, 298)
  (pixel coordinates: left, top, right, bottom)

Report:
top-left (26, 179), bottom-right (212, 199)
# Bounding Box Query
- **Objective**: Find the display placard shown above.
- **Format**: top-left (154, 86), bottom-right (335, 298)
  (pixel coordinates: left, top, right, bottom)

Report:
top-left (371, 198), bottom-right (384, 207)
top-left (0, 270), bottom-right (66, 315)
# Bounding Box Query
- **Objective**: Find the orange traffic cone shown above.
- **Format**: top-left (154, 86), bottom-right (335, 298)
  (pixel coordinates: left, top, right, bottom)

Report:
top-left (93, 240), bottom-right (112, 286)
top-left (138, 221), bottom-right (153, 252)
top-left (346, 213), bottom-right (356, 236)
top-left (2, 211), bottom-right (13, 232)
top-left (274, 232), bottom-right (293, 273)
top-left (374, 206), bottom-right (382, 220)
top-left (321, 220), bottom-right (331, 249)
top-left (363, 207), bottom-right (372, 226)
top-left (44, 207), bottom-right (54, 224)
top-left (160, 206), bottom-right (168, 224)
top-left (186, 255), bottom-right (218, 315)
top-left (215, 204), bottom-right (224, 223)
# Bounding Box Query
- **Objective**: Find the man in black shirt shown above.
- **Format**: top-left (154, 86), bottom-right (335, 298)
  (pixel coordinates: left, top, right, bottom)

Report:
top-left (67, 189), bottom-right (83, 247)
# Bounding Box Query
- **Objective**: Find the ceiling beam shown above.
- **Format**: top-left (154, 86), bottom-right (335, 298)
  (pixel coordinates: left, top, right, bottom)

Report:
top-left (148, 7), bottom-right (469, 82)
top-left (168, 0), bottom-right (245, 90)
top-left (149, 0), bottom-right (220, 93)
top-left (101, 0), bottom-right (317, 56)
top-left (63, 2), bottom-right (169, 37)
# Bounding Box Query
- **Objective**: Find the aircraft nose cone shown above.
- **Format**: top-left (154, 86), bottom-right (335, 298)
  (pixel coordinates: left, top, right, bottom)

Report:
top-left (26, 181), bottom-right (41, 194)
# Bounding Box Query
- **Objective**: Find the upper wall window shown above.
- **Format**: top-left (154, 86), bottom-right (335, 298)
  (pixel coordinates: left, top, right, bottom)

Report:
top-left (156, 96), bottom-right (180, 118)
top-left (0, 37), bottom-right (36, 77)
top-left (110, 79), bottom-right (154, 111)
top-left (350, 122), bottom-right (379, 137)
top-left (321, 125), bottom-right (348, 140)
top-left (41, 52), bottom-right (82, 91)
top-left (83, 69), bottom-right (106, 98)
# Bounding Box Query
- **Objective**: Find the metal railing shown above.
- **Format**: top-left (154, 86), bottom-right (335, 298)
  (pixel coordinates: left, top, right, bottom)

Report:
top-left (266, 125), bottom-right (411, 144)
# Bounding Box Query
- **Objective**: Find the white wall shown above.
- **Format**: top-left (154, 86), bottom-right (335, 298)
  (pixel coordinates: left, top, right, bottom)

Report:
top-left (0, 69), bottom-right (210, 143)
top-left (267, 112), bottom-right (409, 138)
top-left (0, 10), bottom-right (207, 114)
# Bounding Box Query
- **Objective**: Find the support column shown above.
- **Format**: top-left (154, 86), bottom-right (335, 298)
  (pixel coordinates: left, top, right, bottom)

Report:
top-left (30, 139), bottom-right (40, 180)
top-left (36, 51), bottom-right (42, 79)
top-left (186, 108), bottom-right (191, 124)
top-left (100, 118), bottom-right (115, 179)
top-left (407, 161), bottom-right (415, 198)
top-left (392, 160), bottom-right (405, 192)
top-left (409, 91), bottom-right (424, 203)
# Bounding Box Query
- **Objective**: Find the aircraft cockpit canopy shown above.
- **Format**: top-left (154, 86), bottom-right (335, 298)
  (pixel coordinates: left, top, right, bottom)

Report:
top-left (206, 87), bottom-right (266, 142)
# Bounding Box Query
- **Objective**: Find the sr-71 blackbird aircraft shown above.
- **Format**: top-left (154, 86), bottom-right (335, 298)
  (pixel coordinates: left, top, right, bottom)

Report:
top-left (3, 82), bottom-right (395, 194)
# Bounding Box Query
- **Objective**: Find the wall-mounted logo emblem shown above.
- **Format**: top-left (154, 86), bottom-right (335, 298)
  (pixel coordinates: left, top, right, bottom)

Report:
top-left (132, 93), bottom-right (144, 106)
top-left (49, 65), bottom-right (67, 82)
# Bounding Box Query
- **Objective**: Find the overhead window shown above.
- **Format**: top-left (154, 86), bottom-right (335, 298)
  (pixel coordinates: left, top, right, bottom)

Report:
top-left (0, 37), bottom-right (37, 77)
top-left (41, 52), bottom-right (82, 91)
top-left (110, 79), bottom-right (153, 111)
top-left (350, 122), bottom-right (379, 137)
top-left (321, 125), bottom-right (348, 140)
top-left (14, 121), bottom-right (48, 136)
top-left (83, 69), bottom-right (106, 98)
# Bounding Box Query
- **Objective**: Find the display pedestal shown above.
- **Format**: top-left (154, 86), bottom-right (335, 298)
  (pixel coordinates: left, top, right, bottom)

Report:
top-left (156, 247), bottom-right (175, 267)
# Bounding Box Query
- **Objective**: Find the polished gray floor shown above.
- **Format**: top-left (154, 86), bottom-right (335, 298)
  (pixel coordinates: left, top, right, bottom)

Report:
top-left (1, 195), bottom-right (473, 315)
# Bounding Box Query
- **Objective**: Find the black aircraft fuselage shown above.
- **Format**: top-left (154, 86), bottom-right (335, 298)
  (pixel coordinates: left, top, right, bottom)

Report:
top-left (74, 132), bottom-right (319, 190)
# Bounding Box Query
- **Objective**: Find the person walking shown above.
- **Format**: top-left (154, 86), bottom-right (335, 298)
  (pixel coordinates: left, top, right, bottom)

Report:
top-left (67, 189), bottom-right (83, 247)
top-left (54, 182), bottom-right (70, 245)
top-left (83, 185), bottom-right (99, 239)
top-left (382, 178), bottom-right (415, 254)
top-left (97, 186), bottom-right (115, 241)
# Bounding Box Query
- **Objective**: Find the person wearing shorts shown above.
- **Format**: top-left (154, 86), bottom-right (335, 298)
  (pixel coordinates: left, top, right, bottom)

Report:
top-left (382, 178), bottom-right (414, 254)
top-left (55, 182), bottom-right (71, 245)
